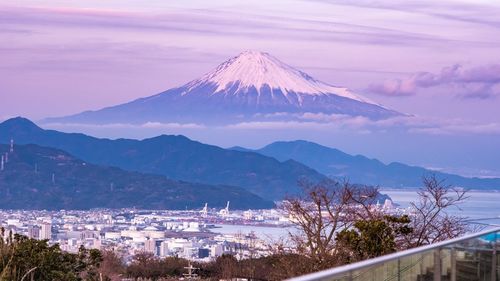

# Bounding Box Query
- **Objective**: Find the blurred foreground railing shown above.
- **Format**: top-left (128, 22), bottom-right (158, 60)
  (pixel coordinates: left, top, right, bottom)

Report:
top-left (288, 227), bottom-right (500, 281)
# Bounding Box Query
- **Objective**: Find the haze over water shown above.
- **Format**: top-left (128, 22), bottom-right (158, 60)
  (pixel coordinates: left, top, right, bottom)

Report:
top-left (384, 189), bottom-right (500, 226)
top-left (215, 190), bottom-right (500, 240)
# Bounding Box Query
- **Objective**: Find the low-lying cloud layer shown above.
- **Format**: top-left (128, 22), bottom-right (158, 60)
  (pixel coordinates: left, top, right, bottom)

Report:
top-left (227, 113), bottom-right (500, 136)
top-left (43, 113), bottom-right (500, 136)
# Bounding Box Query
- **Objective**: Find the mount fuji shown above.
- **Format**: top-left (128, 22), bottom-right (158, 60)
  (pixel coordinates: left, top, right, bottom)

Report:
top-left (46, 51), bottom-right (401, 125)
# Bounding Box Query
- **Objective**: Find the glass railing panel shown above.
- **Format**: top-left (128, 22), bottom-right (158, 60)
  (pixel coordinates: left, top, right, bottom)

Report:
top-left (399, 250), bottom-right (433, 281)
top-left (288, 228), bottom-right (500, 281)
top-left (316, 272), bottom-right (350, 281)
top-left (351, 260), bottom-right (400, 281)
top-left (439, 247), bottom-right (453, 281)
top-left (322, 273), bottom-right (350, 281)
top-left (454, 231), bottom-right (498, 281)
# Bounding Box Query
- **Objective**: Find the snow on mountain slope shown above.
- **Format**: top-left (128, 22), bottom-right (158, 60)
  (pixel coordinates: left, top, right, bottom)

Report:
top-left (44, 51), bottom-right (401, 125)
top-left (184, 50), bottom-right (376, 105)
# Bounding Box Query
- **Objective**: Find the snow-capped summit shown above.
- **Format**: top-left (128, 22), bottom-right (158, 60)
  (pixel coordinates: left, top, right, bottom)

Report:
top-left (45, 51), bottom-right (401, 125)
top-left (186, 50), bottom-right (375, 105)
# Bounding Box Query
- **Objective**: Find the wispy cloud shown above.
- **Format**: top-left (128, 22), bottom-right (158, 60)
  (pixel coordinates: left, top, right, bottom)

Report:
top-left (2, 1), bottom-right (500, 123)
top-left (317, 0), bottom-right (500, 29)
top-left (407, 121), bottom-right (500, 135)
top-left (225, 113), bottom-right (500, 136)
top-left (368, 63), bottom-right (500, 99)
top-left (44, 122), bottom-right (205, 130)
top-left (39, 112), bottom-right (500, 137)
top-left (0, 5), bottom-right (491, 48)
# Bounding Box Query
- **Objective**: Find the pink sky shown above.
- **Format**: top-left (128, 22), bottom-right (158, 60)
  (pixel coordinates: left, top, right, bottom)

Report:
top-left (1, 0), bottom-right (500, 177)
top-left (1, 0), bottom-right (499, 121)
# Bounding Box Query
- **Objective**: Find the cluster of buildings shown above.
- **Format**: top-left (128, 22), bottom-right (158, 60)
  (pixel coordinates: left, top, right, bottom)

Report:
top-left (0, 205), bottom-right (292, 262)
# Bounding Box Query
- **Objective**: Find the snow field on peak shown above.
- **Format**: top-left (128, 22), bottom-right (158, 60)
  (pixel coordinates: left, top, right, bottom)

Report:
top-left (186, 51), bottom-right (376, 105)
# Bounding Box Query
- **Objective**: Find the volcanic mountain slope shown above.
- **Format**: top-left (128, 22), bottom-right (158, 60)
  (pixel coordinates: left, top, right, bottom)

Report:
top-left (0, 143), bottom-right (274, 210)
top-left (0, 117), bottom-right (325, 200)
top-left (238, 140), bottom-right (500, 189)
top-left (45, 51), bottom-right (401, 125)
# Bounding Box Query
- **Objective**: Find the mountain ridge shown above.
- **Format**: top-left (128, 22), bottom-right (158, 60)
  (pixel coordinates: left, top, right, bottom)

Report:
top-left (0, 117), bottom-right (326, 200)
top-left (0, 143), bottom-right (274, 210)
top-left (44, 51), bottom-right (401, 125)
top-left (233, 140), bottom-right (500, 189)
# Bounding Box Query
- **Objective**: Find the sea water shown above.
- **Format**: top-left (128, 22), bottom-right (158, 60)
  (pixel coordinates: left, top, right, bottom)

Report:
top-left (215, 190), bottom-right (500, 239)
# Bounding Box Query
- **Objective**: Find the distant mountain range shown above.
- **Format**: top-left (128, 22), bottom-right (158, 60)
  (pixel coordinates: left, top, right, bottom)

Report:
top-left (233, 140), bottom-right (500, 189)
top-left (3, 117), bottom-right (497, 212)
top-left (0, 144), bottom-right (273, 210)
top-left (44, 51), bottom-right (400, 125)
top-left (0, 117), bottom-right (325, 200)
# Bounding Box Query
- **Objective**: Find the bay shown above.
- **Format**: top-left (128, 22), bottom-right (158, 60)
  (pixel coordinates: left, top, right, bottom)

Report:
top-left (214, 190), bottom-right (500, 240)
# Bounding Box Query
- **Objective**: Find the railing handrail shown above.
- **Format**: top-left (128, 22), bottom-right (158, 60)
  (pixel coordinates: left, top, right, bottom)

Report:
top-left (287, 226), bottom-right (500, 281)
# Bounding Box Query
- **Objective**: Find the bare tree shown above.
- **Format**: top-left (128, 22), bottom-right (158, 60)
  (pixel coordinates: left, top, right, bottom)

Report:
top-left (281, 179), bottom-right (380, 269)
top-left (281, 175), bottom-right (471, 272)
top-left (402, 174), bottom-right (469, 248)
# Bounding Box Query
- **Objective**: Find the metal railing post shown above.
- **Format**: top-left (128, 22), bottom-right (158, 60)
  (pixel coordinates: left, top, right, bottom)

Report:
top-left (434, 248), bottom-right (441, 281)
top-left (492, 232), bottom-right (497, 281)
top-left (451, 248), bottom-right (456, 281)
top-left (397, 258), bottom-right (401, 281)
